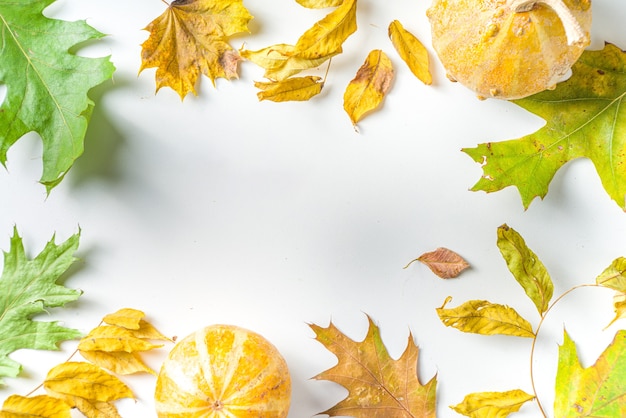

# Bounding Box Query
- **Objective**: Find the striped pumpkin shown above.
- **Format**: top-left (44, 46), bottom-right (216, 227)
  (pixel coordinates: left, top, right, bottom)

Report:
top-left (155, 324), bottom-right (291, 417)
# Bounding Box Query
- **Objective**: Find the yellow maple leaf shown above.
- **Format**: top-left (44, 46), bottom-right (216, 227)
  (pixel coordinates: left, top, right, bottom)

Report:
top-left (0, 394), bottom-right (71, 418)
top-left (140, 0), bottom-right (253, 99)
top-left (388, 20), bottom-right (432, 85)
top-left (255, 76), bottom-right (324, 102)
top-left (343, 49), bottom-right (394, 126)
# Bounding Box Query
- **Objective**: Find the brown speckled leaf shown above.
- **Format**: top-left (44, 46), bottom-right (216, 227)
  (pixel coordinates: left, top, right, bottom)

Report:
top-left (406, 247), bottom-right (469, 279)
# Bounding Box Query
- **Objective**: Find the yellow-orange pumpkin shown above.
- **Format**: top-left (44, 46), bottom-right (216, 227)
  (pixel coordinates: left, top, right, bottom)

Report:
top-left (154, 324), bottom-right (291, 417)
top-left (427, 0), bottom-right (592, 99)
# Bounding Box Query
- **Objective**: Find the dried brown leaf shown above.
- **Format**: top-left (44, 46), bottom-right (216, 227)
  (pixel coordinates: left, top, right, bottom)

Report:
top-left (406, 247), bottom-right (469, 279)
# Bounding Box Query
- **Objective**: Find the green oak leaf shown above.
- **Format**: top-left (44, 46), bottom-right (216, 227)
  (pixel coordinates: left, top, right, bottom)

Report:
top-left (0, 227), bottom-right (82, 384)
top-left (0, 0), bottom-right (115, 192)
top-left (464, 43), bottom-right (626, 210)
top-left (554, 329), bottom-right (626, 417)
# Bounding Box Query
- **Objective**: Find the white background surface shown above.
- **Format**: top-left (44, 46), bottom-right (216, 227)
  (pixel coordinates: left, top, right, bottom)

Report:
top-left (1, 0), bottom-right (626, 417)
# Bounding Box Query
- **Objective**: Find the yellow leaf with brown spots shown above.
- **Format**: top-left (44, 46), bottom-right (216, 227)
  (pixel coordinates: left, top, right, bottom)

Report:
top-left (343, 49), bottom-right (394, 125)
top-left (140, 0), bottom-right (252, 99)
top-left (255, 76), bottom-right (324, 102)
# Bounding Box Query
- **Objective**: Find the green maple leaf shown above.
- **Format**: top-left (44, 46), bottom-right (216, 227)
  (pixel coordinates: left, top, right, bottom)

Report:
top-left (554, 329), bottom-right (626, 417)
top-left (0, 227), bottom-right (82, 384)
top-left (0, 0), bottom-right (115, 192)
top-left (464, 43), bottom-right (626, 210)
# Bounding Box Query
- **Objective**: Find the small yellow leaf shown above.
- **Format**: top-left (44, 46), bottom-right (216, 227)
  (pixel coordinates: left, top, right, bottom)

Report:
top-left (79, 349), bottom-right (156, 376)
top-left (78, 325), bottom-right (163, 353)
top-left (296, 0), bottom-right (345, 8)
top-left (343, 49), bottom-right (394, 125)
top-left (294, 0), bottom-right (357, 59)
top-left (450, 389), bottom-right (535, 417)
top-left (0, 394), bottom-right (71, 418)
top-left (132, 320), bottom-right (172, 342)
top-left (63, 396), bottom-right (121, 418)
top-left (596, 257), bottom-right (626, 293)
top-left (44, 362), bottom-right (134, 403)
top-left (103, 308), bottom-right (145, 330)
top-left (388, 20), bottom-right (432, 85)
top-left (255, 76), bottom-right (324, 102)
top-left (605, 292), bottom-right (626, 329)
top-left (437, 298), bottom-right (535, 338)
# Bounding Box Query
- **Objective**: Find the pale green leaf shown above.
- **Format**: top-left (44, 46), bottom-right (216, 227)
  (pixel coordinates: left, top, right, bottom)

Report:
top-left (451, 389), bottom-right (535, 417)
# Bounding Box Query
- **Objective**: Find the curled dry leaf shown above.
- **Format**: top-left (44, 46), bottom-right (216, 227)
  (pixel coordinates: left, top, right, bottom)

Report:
top-left (140, 0), bottom-right (253, 99)
top-left (343, 49), bottom-right (394, 126)
top-left (451, 389), bottom-right (535, 417)
top-left (255, 76), bottom-right (324, 102)
top-left (405, 247), bottom-right (469, 279)
top-left (388, 20), bottom-right (432, 85)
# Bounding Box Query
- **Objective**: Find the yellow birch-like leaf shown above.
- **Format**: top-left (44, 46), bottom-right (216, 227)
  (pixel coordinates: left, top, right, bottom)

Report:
top-left (437, 297), bottom-right (535, 338)
top-left (131, 320), bottom-right (172, 341)
top-left (450, 390), bottom-right (535, 417)
top-left (44, 362), bottom-right (134, 403)
top-left (139, 0), bottom-right (253, 99)
top-left (79, 349), bottom-right (156, 376)
top-left (0, 394), bottom-right (71, 418)
top-left (102, 308), bottom-right (145, 330)
top-left (78, 325), bottom-right (163, 353)
top-left (255, 76), bottom-right (324, 102)
top-left (294, 0), bottom-right (357, 59)
top-left (406, 247), bottom-right (469, 279)
top-left (596, 257), bottom-right (626, 293)
top-left (296, 0), bottom-right (345, 8)
top-left (62, 396), bottom-right (121, 418)
top-left (388, 20), bottom-right (432, 85)
top-left (343, 49), bottom-right (394, 125)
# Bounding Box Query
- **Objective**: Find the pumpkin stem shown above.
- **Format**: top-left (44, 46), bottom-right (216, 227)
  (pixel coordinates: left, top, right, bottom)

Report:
top-left (511, 0), bottom-right (586, 46)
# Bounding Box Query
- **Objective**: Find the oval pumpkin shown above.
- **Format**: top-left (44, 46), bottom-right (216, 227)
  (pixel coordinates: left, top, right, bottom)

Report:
top-left (154, 324), bottom-right (291, 417)
top-left (427, 0), bottom-right (592, 100)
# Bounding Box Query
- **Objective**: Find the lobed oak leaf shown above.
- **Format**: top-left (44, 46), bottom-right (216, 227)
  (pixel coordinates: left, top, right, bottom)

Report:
top-left (497, 224), bottom-right (553, 315)
top-left (0, 394), bottom-right (71, 418)
top-left (140, 0), bottom-right (253, 99)
top-left (437, 297), bottom-right (535, 338)
top-left (0, 227), bottom-right (82, 384)
top-left (405, 247), bottom-right (469, 279)
top-left (311, 315), bottom-right (437, 417)
top-left (344, 49), bottom-right (394, 126)
top-left (255, 76), bottom-right (324, 102)
top-left (388, 20), bottom-right (432, 85)
top-left (554, 329), bottom-right (626, 417)
top-left (463, 43), bottom-right (626, 210)
top-left (450, 389), bottom-right (535, 418)
top-left (596, 257), bottom-right (626, 293)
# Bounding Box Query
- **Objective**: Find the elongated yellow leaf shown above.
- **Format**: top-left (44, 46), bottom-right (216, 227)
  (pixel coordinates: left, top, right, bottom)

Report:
top-left (294, 0), bottom-right (357, 59)
top-left (388, 20), bottom-right (432, 85)
top-left (103, 308), bottom-right (145, 330)
top-left (255, 76), bottom-right (324, 102)
top-left (80, 349), bottom-right (156, 376)
top-left (343, 49), bottom-right (394, 125)
top-left (450, 390), bottom-right (535, 417)
top-left (0, 394), bottom-right (71, 418)
top-left (63, 395), bottom-right (121, 418)
top-left (242, 43), bottom-right (337, 81)
top-left (296, 0), bottom-right (345, 8)
top-left (596, 257), bottom-right (626, 293)
top-left (44, 362), bottom-right (134, 403)
top-left (78, 325), bottom-right (163, 353)
top-left (437, 298), bottom-right (535, 338)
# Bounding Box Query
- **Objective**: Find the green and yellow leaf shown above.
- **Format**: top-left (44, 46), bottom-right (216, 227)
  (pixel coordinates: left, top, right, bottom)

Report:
top-left (450, 389), bottom-right (535, 418)
top-left (497, 224), bottom-right (553, 315)
top-left (437, 297), bottom-right (535, 338)
top-left (606, 292), bottom-right (626, 329)
top-left (0, 394), bottom-right (71, 418)
top-left (388, 20), bottom-right (432, 85)
top-left (596, 257), bottom-right (626, 293)
top-left (255, 76), bottom-right (324, 102)
top-left (343, 49), bottom-right (394, 125)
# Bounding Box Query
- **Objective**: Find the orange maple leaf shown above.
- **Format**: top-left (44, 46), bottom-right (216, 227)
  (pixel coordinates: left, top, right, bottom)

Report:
top-left (140, 0), bottom-right (252, 99)
top-left (311, 315), bottom-right (437, 417)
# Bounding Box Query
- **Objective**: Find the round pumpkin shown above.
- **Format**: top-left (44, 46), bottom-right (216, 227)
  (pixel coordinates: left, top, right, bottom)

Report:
top-left (427, 0), bottom-right (592, 99)
top-left (154, 324), bottom-right (291, 417)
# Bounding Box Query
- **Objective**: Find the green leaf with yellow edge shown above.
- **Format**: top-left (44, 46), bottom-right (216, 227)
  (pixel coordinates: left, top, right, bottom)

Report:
top-left (0, 0), bottom-right (115, 192)
top-left (343, 49), bottom-right (394, 126)
top-left (294, 0), bottom-right (357, 60)
top-left (140, 0), bottom-right (252, 99)
top-left (463, 43), bottom-right (626, 210)
top-left (497, 224), bottom-right (553, 315)
top-left (596, 257), bottom-right (626, 293)
top-left (312, 315), bottom-right (437, 417)
top-left (388, 20), bottom-right (432, 85)
top-left (0, 394), bottom-right (71, 418)
top-left (554, 329), bottom-right (626, 417)
top-left (296, 0), bottom-right (344, 8)
top-left (437, 297), bottom-right (535, 338)
top-left (450, 389), bottom-right (535, 417)
top-left (255, 76), bottom-right (324, 102)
